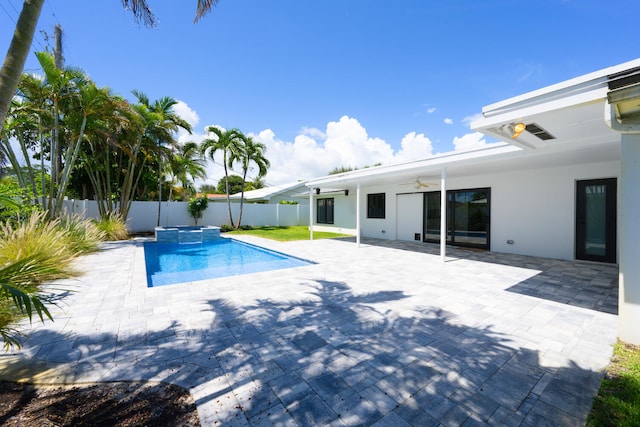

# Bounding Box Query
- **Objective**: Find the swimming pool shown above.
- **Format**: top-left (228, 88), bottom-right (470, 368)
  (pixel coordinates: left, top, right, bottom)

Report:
top-left (143, 238), bottom-right (313, 287)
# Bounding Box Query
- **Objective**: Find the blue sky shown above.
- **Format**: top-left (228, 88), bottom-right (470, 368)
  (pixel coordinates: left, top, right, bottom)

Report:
top-left (1, 0), bottom-right (638, 186)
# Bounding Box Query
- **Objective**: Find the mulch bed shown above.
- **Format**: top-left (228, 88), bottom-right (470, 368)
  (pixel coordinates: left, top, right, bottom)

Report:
top-left (0, 380), bottom-right (200, 426)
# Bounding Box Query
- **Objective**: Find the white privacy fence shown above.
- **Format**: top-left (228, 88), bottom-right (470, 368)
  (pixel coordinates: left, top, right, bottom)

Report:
top-left (62, 199), bottom-right (310, 233)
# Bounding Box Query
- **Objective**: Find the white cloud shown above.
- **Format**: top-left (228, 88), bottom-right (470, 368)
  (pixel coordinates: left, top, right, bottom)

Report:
top-left (174, 100), bottom-right (199, 128)
top-left (251, 115), bottom-right (396, 185)
top-left (427, 107), bottom-right (437, 114)
top-left (462, 113), bottom-right (484, 127)
top-left (187, 111), bottom-right (491, 190)
top-left (393, 132), bottom-right (434, 163)
top-left (444, 118), bottom-right (453, 125)
top-left (174, 100), bottom-right (200, 143)
top-left (300, 126), bottom-right (326, 139)
top-left (452, 132), bottom-right (498, 152)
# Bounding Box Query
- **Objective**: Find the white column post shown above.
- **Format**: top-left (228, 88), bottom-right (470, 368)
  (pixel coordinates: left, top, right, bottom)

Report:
top-left (356, 182), bottom-right (361, 247)
top-left (619, 133), bottom-right (640, 345)
top-left (440, 168), bottom-right (447, 262)
top-left (309, 187), bottom-right (314, 240)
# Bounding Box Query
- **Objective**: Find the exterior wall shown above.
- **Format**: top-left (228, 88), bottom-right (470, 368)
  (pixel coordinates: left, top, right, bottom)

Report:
top-left (311, 193), bottom-right (357, 234)
top-left (488, 160), bottom-right (619, 260)
top-left (360, 185), bottom-right (399, 240)
top-left (346, 159), bottom-right (619, 261)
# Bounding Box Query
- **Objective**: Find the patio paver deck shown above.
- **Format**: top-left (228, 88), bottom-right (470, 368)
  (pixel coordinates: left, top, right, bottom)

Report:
top-left (0, 236), bottom-right (618, 426)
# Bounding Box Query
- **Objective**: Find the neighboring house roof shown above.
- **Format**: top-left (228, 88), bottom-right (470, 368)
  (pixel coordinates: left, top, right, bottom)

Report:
top-left (228, 181), bottom-right (308, 202)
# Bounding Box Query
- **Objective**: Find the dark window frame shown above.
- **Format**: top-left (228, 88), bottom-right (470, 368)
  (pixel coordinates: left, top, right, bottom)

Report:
top-left (423, 187), bottom-right (491, 250)
top-left (316, 198), bottom-right (334, 224)
top-left (367, 193), bottom-right (386, 219)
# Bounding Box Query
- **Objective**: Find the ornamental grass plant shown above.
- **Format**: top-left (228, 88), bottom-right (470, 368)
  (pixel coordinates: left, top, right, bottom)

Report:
top-left (94, 213), bottom-right (129, 241)
top-left (59, 215), bottom-right (106, 254)
top-left (0, 212), bottom-right (79, 281)
top-left (0, 211), bottom-right (108, 348)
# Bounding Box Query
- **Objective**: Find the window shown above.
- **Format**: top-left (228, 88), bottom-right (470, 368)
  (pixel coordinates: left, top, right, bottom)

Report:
top-left (367, 193), bottom-right (386, 218)
top-left (317, 198), bottom-right (334, 224)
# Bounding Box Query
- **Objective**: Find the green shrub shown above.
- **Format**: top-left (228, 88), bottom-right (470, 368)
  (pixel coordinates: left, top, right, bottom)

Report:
top-left (187, 197), bottom-right (209, 225)
top-left (0, 212), bottom-right (78, 281)
top-left (0, 212), bottom-right (81, 349)
top-left (59, 215), bottom-right (106, 254)
top-left (95, 213), bottom-right (129, 241)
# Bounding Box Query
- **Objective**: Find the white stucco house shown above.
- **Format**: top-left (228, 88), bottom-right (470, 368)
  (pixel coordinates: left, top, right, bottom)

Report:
top-left (305, 58), bottom-right (640, 345)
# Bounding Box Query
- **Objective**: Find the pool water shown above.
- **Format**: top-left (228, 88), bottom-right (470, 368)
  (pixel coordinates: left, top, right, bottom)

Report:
top-left (143, 238), bottom-right (313, 287)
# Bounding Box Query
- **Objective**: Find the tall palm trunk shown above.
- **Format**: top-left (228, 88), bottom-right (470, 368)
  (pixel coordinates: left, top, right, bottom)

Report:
top-left (0, 0), bottom-right (45, 133)
top-left (53, 114), bottom-right (87, 217)
top-left (223, 153), bottom-right (235, 228)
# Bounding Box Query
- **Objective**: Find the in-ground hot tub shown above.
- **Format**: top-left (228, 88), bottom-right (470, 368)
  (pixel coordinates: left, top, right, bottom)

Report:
top-left (154, 225), bottom-right (221, 244)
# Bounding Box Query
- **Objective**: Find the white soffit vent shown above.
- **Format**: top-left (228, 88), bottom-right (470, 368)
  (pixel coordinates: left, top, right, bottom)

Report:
top-left (525, 123), bottom-right (556, 141)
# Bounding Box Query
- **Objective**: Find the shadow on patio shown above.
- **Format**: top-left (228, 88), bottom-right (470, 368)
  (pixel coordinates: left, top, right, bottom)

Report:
top-left (0, 276), bottom-right (608, 425)
top-left (344, 237), bottom-right (619, 315)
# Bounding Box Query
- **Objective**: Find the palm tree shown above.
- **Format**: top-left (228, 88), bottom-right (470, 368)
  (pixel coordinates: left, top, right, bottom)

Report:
top-left (229, 134), bottom-right (270, 228)
top-left (200, 127), bottom-right (244, 228)
top-left (0, 0), bottom-right (220, 134)
top-left (133, 91), bottom-right (192, 225)
top-left (168, 141), bottom-right (206, 201)
top-left (33, 51), bottom-right (91, 217)
top-left (0, 0), bottom-right (45, 135)
top-left (78, 92), bottom-right (135, 218)
top-left (122, 0), bottom-right (219, 25)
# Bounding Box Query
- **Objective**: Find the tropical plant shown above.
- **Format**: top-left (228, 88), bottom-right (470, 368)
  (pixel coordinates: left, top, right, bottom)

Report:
top-left (0, 211), bottom-right (88, 349)
top-left (229, 134), bottom-right (270, 228)
top-left (0, 0), bottom-right (46, 135)
top-left (0, 0), bottom-right (220, 135)
top-left (0, 212), bottom-right (78, 277)
top-left (132, 91), bottom-right (192, 226)
top-left (0, 254), bottom-right (55, 349)
top-left (187, 196), bottom-right (208, 225)
top-left (200, 127), bottom-right (245, 228)
top-left (58, 215), bottom-right (106, 253)
top-left (215, 175), bottom-right (245, 195)
top-left (199, 183), bottom-right (217, 194)
top-left (94, 213), bottom-right (129, 241)
top-left (168, 141), bottom-right (206, 201)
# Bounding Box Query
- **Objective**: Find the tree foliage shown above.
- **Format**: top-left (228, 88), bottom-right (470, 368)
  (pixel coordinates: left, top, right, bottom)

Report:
top-left (187, 196), bottom-right (208, 225)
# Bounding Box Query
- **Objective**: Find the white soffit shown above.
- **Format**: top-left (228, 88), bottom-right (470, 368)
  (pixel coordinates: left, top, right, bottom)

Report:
top-left (471, 58), bottom-right (640, 149)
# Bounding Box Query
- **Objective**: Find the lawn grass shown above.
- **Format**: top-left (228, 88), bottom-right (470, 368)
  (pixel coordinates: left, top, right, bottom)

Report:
top-left (224, 225), bottom-right (351, 242)
top-left (587, 340), bottom-right (640, 426)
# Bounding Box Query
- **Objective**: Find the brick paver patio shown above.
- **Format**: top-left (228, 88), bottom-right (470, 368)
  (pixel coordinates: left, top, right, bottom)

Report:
top-left (0, 236), bottom-right (618, 426)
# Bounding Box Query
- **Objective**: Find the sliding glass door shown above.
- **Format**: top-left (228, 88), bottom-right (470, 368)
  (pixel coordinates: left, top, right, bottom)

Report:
top-left (423, 188), bottom-right (490, 249)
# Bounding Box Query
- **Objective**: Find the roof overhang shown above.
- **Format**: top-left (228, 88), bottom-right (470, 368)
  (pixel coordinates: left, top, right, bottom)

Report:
top-left (471, 58), bottom-right (640, 149)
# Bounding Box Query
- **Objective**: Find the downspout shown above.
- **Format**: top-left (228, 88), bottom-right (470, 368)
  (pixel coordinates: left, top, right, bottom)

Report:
top-left (440, 168), bottom-right (447, 262)
top-left (356, 182), bottom-right (361, 247)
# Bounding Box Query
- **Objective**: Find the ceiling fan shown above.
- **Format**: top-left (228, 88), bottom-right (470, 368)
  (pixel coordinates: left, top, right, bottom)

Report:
top-left (401, 177), bottom-right (437, 189)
